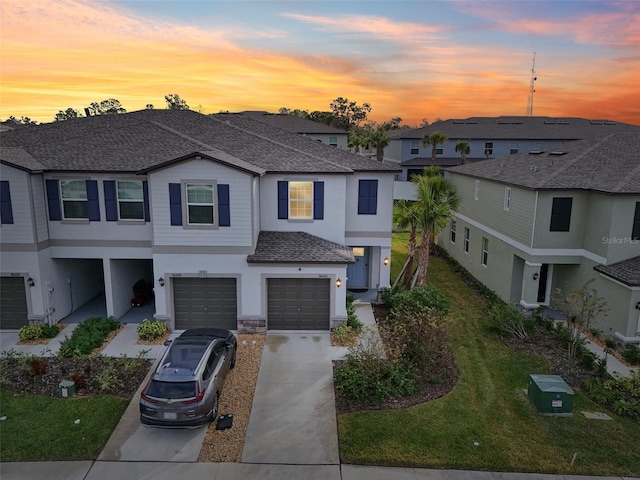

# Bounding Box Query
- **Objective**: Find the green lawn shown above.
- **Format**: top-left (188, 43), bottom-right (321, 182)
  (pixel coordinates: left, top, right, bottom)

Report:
top-left (338, 233), bottom-right (640, 476)
top-left (0, 390), bottom-right (129, 461)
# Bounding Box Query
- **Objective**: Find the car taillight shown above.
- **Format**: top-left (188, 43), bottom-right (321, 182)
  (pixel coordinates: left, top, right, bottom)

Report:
top-left (140, 382), bottom-right (157, 403)
top-left (181, 383), bottom-right (204, 404)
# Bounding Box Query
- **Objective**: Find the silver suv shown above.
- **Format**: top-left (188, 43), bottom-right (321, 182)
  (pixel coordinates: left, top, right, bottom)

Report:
top-left (140, 328), bottom-right (237, 428)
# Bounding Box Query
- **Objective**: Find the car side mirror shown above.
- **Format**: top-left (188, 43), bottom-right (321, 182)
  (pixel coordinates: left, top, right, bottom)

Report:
top-left (163, 339), bottom-right (173, 347)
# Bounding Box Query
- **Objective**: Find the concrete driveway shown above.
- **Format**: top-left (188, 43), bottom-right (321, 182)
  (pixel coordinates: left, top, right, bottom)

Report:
top-left (241, 332), bottom-right (339, 464)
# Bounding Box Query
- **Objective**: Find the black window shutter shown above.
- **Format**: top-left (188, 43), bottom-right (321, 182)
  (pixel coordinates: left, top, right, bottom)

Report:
top-left (46, 179), bottom-right (62, 221)
top-left (104, 181), bottom-right (118, 221)
top-left (313, 181), bottom-right (324, 220)
top-left (277, 181), bottom-right (288, 219)
top-left (358, 179), bottom-right (378, 215)
top-left (218, 184), bottom-right (230, 227)
top-left (143, 181), bottom-right (150, 222)
top-left (169, 183), bottom-right (182, 226)
top-left (0, 181), bottom-right (14, 224)
top-left (550, 197), bottom-right (572, 232)
top-left (632, 202), bottom-right (640, 240)
top-left (87, 180), bottom-right (100, 221)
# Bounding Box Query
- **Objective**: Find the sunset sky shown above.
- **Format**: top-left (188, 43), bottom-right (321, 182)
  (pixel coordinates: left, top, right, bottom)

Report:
top-left (1, 0), bottom-right (639, 126)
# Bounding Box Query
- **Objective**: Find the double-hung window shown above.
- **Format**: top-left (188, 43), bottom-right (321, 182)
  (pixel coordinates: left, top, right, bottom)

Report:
top-left (289, 181), bottom-right (313, 219)
top-left (504, 187), bottom-right (511, 211)
top-left (632, 202), bottom-right (640, 240)
top-left (450, 220), bottom-right (457, 243)
top-left (329, 136), bottom-right (338, 147)
top-left (510, 142), bottom-right (519, 154)
top-left (187, 183), bottom-right (215, 225)
top-left (484, 142), bottom-right (493, 157)
top-left (481, 237), bottom-right (489, 266)
top-left (117, 181), bottom-right (144, 220)
top-left (410, 141), bottom-right (419, 155)
top-left (550, 197), bottom-right (573, 232)
top-left (61, 180), bottom-right (88, 219)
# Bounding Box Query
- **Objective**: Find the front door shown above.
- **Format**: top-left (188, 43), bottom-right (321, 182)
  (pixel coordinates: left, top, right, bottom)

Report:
top-left (537, 264), bottom-right (549, 304)
top-left (347, 247), bottom-right (369, 289)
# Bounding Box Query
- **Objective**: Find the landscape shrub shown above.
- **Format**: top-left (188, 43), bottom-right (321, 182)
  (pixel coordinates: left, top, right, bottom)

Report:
top-left (58, 316), bottom-right (120, 358)
top-left (583, 370), bottom-right (640, 421)
top-left (621, 344), bottom-right (640, 366)
top-left (137, 318), bottom-right (167, 341)
top-left (345, 294), bottom-right (363, 330)
top-left (18, 324), bottom-right (42, 342)
top-left (40, 324), bottom-right (60, 339)
top-left (484, 301), bottom-right (535, 339)
top-left (387, 285), bottom-right (451, 317)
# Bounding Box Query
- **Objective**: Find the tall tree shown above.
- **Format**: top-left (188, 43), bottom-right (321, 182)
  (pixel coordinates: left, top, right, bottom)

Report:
top-left (367, 125), bottom-right (390, 162)
top-left (165, 94), bottom-right (189, 110)
top-left (86, 99), bottom-right (126, 116)
top-left (421, 131), bottom-right (449, 165)
top-left (455, 139), bottom-right (471, 164)
top-left (5, 116), bottom-right (37, 125)
top-left (146, 104), bottom-right (154, 110)
top-left (329, 97), bottom-right (371, 131)
top-left (54, 108), bottom-right (82, 122)
top-left (411, 169), bottom-right (460, 286)
top-left (347, 128), bottom-right (368, 153)
top-left (392, 199), bottom-right (419, 290)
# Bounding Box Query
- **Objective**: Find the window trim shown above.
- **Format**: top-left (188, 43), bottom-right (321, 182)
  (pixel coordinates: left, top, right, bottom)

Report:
top-left (183, 180), bottom-right (218, 229)
top-left (474, 180), bottom-right (480, 201)
top-left (484, 142), bottom-right (493, 157)
top-left (481, 237), bottom-right (489, 266)
top-left (504, 187), bottom-right (511, 211)
top-left (288, 181), bottom-right (314, 220)
top-left (410, 141), bottom-right (419, 155)
top-left (450, 220), bottom-right (457, 243)
top-left (510, 141), bottom-right (519, 154)
top-left (632, 202), bottom-right (640, 241)
top-left (117, 180), bottom-right (145, 221)
top-left (60, 179), bottom-right (89, 220)
top-left (0, 181), bottom-right (14, 225)
top-left (357, 179), bottom-right (378, 215)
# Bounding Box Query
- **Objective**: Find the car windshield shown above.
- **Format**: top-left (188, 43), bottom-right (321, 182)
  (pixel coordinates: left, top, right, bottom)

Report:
top-left (146, 380), bottom-right (196, 399)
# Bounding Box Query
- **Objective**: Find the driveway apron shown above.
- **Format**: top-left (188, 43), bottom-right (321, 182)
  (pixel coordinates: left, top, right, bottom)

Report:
top-left (241, 332), bottom-right (339, 465)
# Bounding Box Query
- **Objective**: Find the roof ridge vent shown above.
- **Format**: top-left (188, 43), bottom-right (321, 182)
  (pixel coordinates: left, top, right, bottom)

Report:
top-left (529, 150), bottom-right (544, 155)
top-left (590, 120), bottom-right (604, 124)
top-left (557, 120), bottom-right (570, 124)
top-left (465, 120), bottom-right (477, 124)
top-left (453, 120), bottom-right (465, 124)
top-left (604, 120), bottom-right (617, 125)
top-left (530, 165), bottom-right (539, 172)
top-left (549, 151), bottom-right (567, 156)
top-left (544, 120), bottom-right (557, 124)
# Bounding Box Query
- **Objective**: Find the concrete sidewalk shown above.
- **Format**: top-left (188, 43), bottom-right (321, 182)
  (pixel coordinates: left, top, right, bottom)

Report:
top-left (1, 461), bottom-right (637, 480)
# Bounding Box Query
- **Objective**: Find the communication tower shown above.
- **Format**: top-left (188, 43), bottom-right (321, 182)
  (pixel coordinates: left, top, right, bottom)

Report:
top-left (526, 53), bottom-right (537, 116)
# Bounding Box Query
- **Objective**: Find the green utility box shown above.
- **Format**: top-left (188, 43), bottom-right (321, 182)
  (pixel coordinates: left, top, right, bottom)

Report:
top-left (59, 380), bottom-right (76, 398)
top-left (527, 374), bottom-right (574, 414)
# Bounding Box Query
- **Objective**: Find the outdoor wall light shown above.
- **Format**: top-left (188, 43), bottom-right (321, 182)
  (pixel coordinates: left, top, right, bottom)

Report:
top-left (158, 277), bottom-right (165, 287)
top-left (635, 301), bottom-right (640, 310)
top-left (383, 257), bottom-right (389, 266)
top-left (533, 272), bottom-right (539, 281)
top-left (336, 278), bottom-right (342, 288)
top-left (27, 277), bottom-right (35, 287)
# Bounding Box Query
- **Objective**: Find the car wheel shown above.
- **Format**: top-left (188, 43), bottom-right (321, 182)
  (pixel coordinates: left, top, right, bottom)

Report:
top-left (230, 347), bottom-right (237, 369)
top-left (209, 392), bottom-right (220, 422)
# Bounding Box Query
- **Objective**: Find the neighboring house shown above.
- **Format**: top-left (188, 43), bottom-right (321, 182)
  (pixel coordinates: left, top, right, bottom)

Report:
top-left (0, 110), bottom-right (396, 332)
top-left (227, 111), bottom-right (349, 150)
top-left (386, 116), bottom-right (640, 181)
top-left (439, 132), bottom-right (640, 342)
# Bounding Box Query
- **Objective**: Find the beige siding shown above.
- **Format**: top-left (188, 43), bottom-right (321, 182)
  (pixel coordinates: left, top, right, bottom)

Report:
top-left (151, 159), bottom-right (254, 247)
top-left (533, 190), bottom-right (588, 249)
top-left (450, 174), bottom-right (535, 247)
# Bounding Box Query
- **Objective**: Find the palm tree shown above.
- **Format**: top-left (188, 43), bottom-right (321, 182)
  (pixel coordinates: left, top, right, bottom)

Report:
top-left (411, 171), bottom-right (460, 286)
top-left (348, 128), bottom-right (367, 153)
top-left (421, 131), bottom-right (449, 165)
top-left (455, 139), bottom-right (471, 164)
top-left (368, 125), bottom-right (390, 162)
top-left (392, 199), bottom-right (418, 290)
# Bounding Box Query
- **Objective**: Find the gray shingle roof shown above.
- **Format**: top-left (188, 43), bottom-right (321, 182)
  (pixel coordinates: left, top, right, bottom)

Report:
top-left (447, 133), bottom-right (640, 194)
top-left (389, 116), bottom-right (640, 141)
top-left (247, 231), bottom-right (355, 264)
top-left (232, 111), bottom-right (348, 135)
top-left (594, 256), bottom-right (640, 287)
top-left (0, 109), bottom-right (396, 175)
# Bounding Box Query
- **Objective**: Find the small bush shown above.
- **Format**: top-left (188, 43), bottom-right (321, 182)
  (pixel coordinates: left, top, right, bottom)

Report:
top-left (137, 319), bottom-right (167, 341)
top-left (621, 344), bottom-right (640, 366)
top-left (388, 285), bottom-right (451, 317)
top-left (18, 324), bottom-right (42, 342)
top-left (485, 301), bottom-right (535, 339)
top-left (40, 324), bottom-right (60, 339)
top-left (604, 336), bottom-right (618, 350)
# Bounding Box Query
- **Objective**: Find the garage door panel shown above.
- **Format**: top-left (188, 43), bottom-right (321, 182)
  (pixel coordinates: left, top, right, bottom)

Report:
top-left (267, 278), bottom-right (330, 330)
top-left (0, 277), bottom-right (28, 329)
top-left (173, 278), bottom-right (237, 330)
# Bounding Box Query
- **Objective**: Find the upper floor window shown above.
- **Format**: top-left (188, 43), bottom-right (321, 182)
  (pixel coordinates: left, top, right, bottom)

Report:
top-left (61, 180), bottom-right (88, 219)
top-left (410, 141), bottom-right (419, 155)
top-left (484, 142), bottom-right (493, 157)
top-left (277, 180), bottom-right (324, 221)
top-left (117, 181), bottom-right (144, 220)
top-left (187, 183), bottom-right (215, 225)
top-left (632, 202), bottom-right (640, 240)
top-left (510, 142), bottom-right (519, 154)
top-left (329, 136), bottom-right (338, 147)
top-left (535, 141), bottom-right (544, 150)
top-left (550, 197), bottom-right (573, 232)
top-left (474, 180), bottom-right (480, 201)
top-left (481, 237), bottom-right (489, 266)
top-left (436, 147), bottom-right (444, 155)
top-left (504, 187), bottom-right (511, 211)
top-left (450, 220), bottom-right (457, 243)
top-left (464, 227), bottom-right (470, 253)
